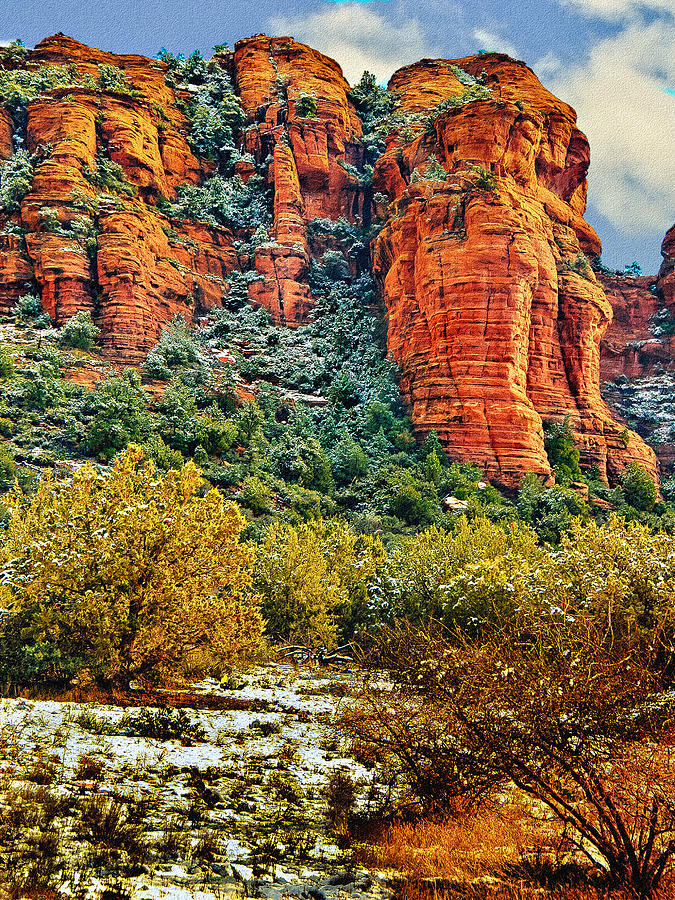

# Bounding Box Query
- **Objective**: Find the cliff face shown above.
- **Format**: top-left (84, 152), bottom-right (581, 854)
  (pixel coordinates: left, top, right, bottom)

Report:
top-left (233, 35), bottom-right (364, 325)
top-left (598, 225), bottom-right (675, 472)
top-left (371, 56), bottom-right (656, 487)
top-left (658, 224), bottom-right (675, 308)
top-left (0, 34), bottom-right (660, 487)
top-left (599, 274), bottom-right (663, 381)
top-left (599, 227), bottom-right (675, 382)
top-left (0, 34), bottom-right (236, 360)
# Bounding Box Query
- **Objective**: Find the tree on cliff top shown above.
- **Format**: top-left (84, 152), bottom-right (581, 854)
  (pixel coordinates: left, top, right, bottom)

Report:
top-left (0, 446), bottom-right (264, 685)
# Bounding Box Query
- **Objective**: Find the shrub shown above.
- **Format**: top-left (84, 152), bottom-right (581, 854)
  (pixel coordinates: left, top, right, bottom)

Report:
top-left (166, 173), bottom-right (271, 231)
top-left (0, 63), bottom-right (81, 115)
top-left (620, 461), bottom-right (658, 511)
top-left (76, 795), bottom-right (146, 860)
top-left (466, 162), bottom-right (497, 191)
top-left (272, 430), bottom-right (334, 494)
top-left (0, 444), bottom-right (16, 489)
top-left (295, 91), bottom-right (318, 118)
top-left (0, 446), bottom-right (264, 685)
top-left (82, 370), bottom-right (151, 460)
top-left (543, 415), bottom-right (582, 482)
top-left (517, 474), bottom-right (589, 543)
top-left (324, 770), bottom-right (356, 834)
top-left (239, 474), bottom-right (273, 514)
top-left (142, 434), bottom-right (185, 471)
top-left (381, 518), bottom-right (541, 628)
top-left (142, 316), bottom-right (201, 379)
top-left (196, 412), bottom-right (237, 455)
top-left (57, 310), bottom-right (100, 350)
top-left (14, 292), bottom-right (44, 322)
top-left (118, 706), bottom-right (205, 741)
top-left (0, 149), bottom-right (35, 214)
top-left (0, 39), bottom-right (28, 64)
top-left (344, 617), bottom-right (675, 897)
top-left (529, 515), bottom-right (675, 677)
top-left (96, 64), bottom-right (131, 93)
top-left (253, 517), bottom-right (384, 646)
top-left (0, 346), bottom-right (14, 378)
top-left (83, 152), bottom-right (137, 197)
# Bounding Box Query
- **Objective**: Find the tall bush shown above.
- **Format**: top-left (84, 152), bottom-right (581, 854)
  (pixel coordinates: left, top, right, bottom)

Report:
top-left (0, 446), bottom-right (264, 685)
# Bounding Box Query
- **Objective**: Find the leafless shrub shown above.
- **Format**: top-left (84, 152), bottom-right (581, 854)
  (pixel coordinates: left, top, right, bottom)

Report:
top-left (343, 617), bottom-right (675, 898)
top-left (324, 769), bottom-right (357, 838)
top-left (76, 795), bottom-right (147, 863)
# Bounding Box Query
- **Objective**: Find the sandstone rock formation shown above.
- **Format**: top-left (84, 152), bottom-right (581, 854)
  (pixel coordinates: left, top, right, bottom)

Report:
top-left (599, 227), bottom-right (675, 382)
top-left (598, 226), bottom-right (675, 472)
top-left (371, 55), bottom-right (657, 487)
top-left (658, 224), bottom-right (675, 309)
top-left (599, 273), bottom-right (663, 381)
top-left (0, 35), bottom-right (233, 360)
top-left (234, 35), bottom-right (364, 325)
top-left (0, 34), bottom-right (661, 486)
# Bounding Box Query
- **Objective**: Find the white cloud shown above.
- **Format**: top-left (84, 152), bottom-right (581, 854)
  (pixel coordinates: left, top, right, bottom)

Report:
top-left (471, 28), bottom-right (518, 58)
top-left (559, 0), bottom-right (673, 22)
top-left (268, 4), bottom-right (438, 84)
top-left (534, 51), bottom-right (563, 79)
top-left (550, 19), bottom-right (675, 236)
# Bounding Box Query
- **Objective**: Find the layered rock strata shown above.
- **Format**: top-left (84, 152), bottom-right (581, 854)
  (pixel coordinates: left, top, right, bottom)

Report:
top-left (371, 56), bottom-right (657, 487)
top-left (233, 35), bottom-right (364, 324)
top-left (0, 35), bottom-right (661, 485)
top-left (598, 226), bottom-right (675, 471)
top-left (0, 35), bottom-right (234, 360)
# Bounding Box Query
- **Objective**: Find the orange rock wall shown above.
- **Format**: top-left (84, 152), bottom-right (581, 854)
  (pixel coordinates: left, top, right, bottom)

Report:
top-left (0, 109), bottom-right (12, 160)
top-left (372, 55), bottom-right (657, 487)
top-left (233, 35), bottom-right (363, 325)
top-left (0, 35), bottom-right (235, 360)
top-left (658, 224), bottom-right (675, 308)
top-left (598, 226), bottom-right (675, 383)
top-left (0, 35), bottom-right (663, 486)
top-left (599, 274), bottom-right (666, 381)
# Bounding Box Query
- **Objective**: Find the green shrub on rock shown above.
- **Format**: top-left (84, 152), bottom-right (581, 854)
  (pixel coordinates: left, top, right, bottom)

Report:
top-left (620, 461), bottom-right (658, 511)
top-left (57, 310), bottom-right (100, 350)
top-left (0, 149), bottom-right (35, 214)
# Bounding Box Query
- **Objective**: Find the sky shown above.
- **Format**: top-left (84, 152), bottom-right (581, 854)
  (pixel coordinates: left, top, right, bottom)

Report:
top-left (1, 0), bottom-right (673, 273)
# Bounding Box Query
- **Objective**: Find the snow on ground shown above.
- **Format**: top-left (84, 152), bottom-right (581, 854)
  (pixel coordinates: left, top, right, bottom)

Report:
top-left (0, 664), bottom-right (392, 900)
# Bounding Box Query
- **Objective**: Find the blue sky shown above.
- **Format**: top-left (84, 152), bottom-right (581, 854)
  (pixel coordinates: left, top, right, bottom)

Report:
top-left (1, 0), bottom-right (673, 273)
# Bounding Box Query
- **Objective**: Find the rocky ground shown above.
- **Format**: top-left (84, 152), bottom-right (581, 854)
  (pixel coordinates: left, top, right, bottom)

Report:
top-left (0, 664), bottom-right (393, 900)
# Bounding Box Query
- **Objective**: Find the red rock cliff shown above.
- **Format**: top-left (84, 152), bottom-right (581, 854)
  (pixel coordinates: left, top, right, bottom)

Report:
top-left (0, 35), bottom-right (240, 360)
top-left (233, 35), bottom-right (363, 325)
top-left (0, 35), bottom-right (660, 486)
top-left (371, 56), bottom-right (657, 487)
top-left (658, 224), bottom-right (675, 309)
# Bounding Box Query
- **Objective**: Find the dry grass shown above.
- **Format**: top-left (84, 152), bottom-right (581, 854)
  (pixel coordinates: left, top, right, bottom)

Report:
top-left (353, 804), bottom-right (675, 899)
top-left (354, 803), bottom-right (535, 883)
top-left (7, 683), bottom-right (270, 711)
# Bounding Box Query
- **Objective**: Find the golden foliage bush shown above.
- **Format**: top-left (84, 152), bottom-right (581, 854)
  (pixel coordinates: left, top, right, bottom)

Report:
top-left (253, 517), bottom-right (385, 647)
top-left (344, 614), bottom-right (675, 898)
top-left (0, 445), bottom-right (264, 684)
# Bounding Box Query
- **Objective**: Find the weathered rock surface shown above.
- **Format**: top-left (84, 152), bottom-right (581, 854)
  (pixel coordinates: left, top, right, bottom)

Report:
top-left (234, 35), bottom-right (363, 324)
top-left (0, 35), bottom-right (231, 360)
top-left (372, 55), bottom-right (657, 487)
top-left (658, 224), bottom-right (675, 309)
top-left (0, 108), bottom-right (12, 160)
top-left (598, 226), bottom-right (675, 472)
top-left (0, 35), bottom-right (663, 484)
top-left (599, 274), bottom-right (663, 381)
